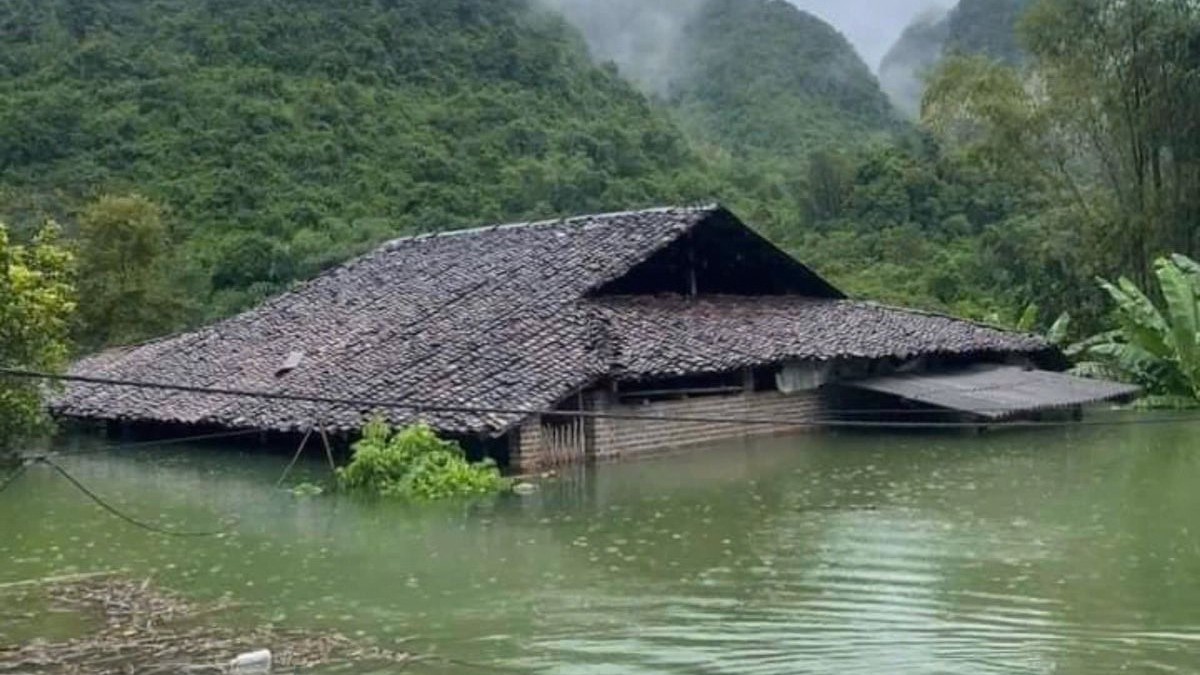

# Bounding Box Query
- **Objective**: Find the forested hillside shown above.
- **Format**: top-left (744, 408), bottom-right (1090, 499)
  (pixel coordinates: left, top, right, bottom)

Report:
top-left (878, 12), bottom-right (949, 118)
top-left (542, 0), bottom-right (915, 300)
top-left (880, 0), bottom-right (1031, 114)
top-left (0, 0), bottom-right (924, 349)
top-left (2, 0), bottom-right (1194, 355)
top-left (0, 0), bottom-right (714, 328)
top-left (545, 0), bottom-right (898, 157)
top-left (668, 0), bottom-right (898, 158)
top-left (943, 0), bottom-right (1030, 63)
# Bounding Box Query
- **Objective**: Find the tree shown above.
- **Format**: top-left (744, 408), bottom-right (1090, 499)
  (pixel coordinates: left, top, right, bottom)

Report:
top-left (0, 221), bottom-right (75, 457)
top-left (923, 0), bottom-right (1200, 294)
top-left (803, 150), bottom-right (852, 223)
top-left (75, 194), bottom-right (183, 349)
top-left (1072, 254), bottom-right (1200, 408)
top-left (1022, 0), bottom-right (1200, 287)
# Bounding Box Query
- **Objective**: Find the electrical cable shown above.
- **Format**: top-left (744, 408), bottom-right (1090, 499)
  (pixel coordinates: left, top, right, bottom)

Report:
top-left (0, 367), bottom-right (1186, 431)
top-left (0, 460), bottom-right (29, 495)
top-left (1, 456), bottom-right (235, 538)
top-left (49, 428), bottom-right (264, 458)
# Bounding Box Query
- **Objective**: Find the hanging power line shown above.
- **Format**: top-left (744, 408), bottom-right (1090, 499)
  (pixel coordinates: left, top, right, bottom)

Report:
top-left (37, 457), bottom-right (233, 537)
top-left (50, 428), bottom-right (264, 459)
top-left (0, 455), bottom-right (234, 538)
top-left (0, 460), bottom-right (29, 495)
top-left (0, 367), bottom-right (1191, 431)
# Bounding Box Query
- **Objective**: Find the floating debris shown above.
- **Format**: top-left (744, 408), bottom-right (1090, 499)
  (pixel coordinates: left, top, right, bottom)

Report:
top-left (512, 482), bottom-right (538, 495)
top-left (229, 649), bottom-right (272, 674)
top-left (0, 575), bottom-right (410, 674)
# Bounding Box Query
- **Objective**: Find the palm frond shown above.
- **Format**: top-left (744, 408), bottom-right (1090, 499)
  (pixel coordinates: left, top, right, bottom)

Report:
top-left (1046, 312), bottom-right (1071, 346)
top-left (1016, 303), bottom-right (1039, 332)
top-left (1156, 257), bottom-right (1200, 380)
top-left (1099, 276), bottom-right (1172, 359)
top-left (1169, 254), bottom-right (1200, 287)
top-left (1065, 329), bottom-right (1121, 358)
top-left (1069, 360), bottom-right (1129, 382)
top-left (1134, 395), bottom-right (1200, 411)
top-left (1086, 341), bottom-right (1173, 385)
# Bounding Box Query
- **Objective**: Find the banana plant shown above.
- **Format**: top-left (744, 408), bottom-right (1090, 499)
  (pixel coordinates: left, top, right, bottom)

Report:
top-left (1070, 254), bottom-right (1200, 408)
top-left (1015, 302), bottom-right (1071, 346)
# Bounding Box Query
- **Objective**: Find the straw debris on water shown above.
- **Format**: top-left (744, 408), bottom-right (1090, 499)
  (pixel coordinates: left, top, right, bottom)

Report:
top-left (0, 575), bottom-right (410, 673)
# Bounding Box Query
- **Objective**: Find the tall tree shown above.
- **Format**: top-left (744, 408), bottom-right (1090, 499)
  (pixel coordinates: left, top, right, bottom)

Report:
top-left (75, 195), bottom-right (182, 349)
top-left (923, 0), bottom-right (1200, 312)
top-left (1022, 0), bottom-right (1200, 285)
top-left (0, 221), bottom-right (75, 457)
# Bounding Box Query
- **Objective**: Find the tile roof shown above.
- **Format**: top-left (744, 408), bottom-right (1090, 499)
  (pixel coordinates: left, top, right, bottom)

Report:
top-left (54, 207), bottom-right (715, 435)
top-left (53, 206), bottom-right (1052, 436)
top-left (592, 295), bottom-right (1051, 380)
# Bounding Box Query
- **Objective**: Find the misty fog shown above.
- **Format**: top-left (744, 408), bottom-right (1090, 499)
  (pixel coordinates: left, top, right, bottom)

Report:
top-left (784, 0), bottom-right (953, 70)
top-left (542, 0), bottom-right (954, 81)
top-left (536, 0), bottom-right (705, 94)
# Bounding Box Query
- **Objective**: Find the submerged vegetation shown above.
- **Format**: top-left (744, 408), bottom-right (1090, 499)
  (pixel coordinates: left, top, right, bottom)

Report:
top-left (336, 421), bottom-right (510, 500)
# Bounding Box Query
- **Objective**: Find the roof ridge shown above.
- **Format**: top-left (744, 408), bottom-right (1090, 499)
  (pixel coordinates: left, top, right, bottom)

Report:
top-left (381, 204), bottom-right (720, 248)
top-left (847, 299), bottom-right (1044, 341)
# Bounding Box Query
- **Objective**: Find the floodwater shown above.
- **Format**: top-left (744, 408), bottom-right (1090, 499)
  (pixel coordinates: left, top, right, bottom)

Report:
top-left (3, 418), bottom-right (1200, 674)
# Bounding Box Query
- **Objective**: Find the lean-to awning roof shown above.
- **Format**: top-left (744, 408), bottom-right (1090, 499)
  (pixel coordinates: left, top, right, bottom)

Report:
top-left (844, 365), bottom-right (1140, 420)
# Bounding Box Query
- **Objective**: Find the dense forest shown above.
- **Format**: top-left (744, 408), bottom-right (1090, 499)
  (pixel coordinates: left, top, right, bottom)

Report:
top-left (0, 0), bottom-right (715, 335)
top-left (880, 0), bottom-right (1031, 115)
top-left (0, 0), bottom-right (1197, 355)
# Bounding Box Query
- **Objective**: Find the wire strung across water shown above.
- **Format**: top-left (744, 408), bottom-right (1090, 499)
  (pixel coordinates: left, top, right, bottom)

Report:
top-left (2, 367), bottom-right (1192, 430)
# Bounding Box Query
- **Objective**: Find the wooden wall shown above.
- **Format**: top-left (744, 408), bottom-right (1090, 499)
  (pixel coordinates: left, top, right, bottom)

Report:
top-left (510, 387), bottom-right (825, 472)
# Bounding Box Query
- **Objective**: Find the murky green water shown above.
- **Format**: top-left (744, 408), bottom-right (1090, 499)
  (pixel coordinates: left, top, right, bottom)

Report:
top-left (3, 419), bottom-right (1200, 673)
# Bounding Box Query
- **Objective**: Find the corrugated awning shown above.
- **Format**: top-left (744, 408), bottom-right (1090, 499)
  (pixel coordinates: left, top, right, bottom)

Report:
top-left (844, 365), bottom-right (1140, 420)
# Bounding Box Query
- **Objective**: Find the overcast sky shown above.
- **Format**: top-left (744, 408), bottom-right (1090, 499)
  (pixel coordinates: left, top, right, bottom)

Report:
top-left (786, 0), bottom-right (953, 70)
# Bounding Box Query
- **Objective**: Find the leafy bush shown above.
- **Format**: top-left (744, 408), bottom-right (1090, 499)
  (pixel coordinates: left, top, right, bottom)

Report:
top-left (0, 221), bottom-right (75, 456)
top-left (1071, 254), bottom-right (1200, 408)
top-left (336, 420), bottom-right (509, 500)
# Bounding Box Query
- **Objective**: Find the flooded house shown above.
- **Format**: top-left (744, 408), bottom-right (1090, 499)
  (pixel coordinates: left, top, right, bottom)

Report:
top-left (54, 206), bottom-right (1137, 470)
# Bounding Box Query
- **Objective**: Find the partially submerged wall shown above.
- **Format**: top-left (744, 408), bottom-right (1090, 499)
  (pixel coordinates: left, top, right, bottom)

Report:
top-left (509, 388), bottom-right (824, 471)
top-left (591, 390), bottom-right (823, 461)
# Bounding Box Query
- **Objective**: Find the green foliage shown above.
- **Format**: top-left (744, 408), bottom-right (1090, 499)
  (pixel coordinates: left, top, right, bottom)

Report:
top-left (1045, 312), bottom-right (1071, 346)
top-left (0, 221), bottom-right (75, 455)
top-left (0, 0), bottom-right (1191, 353)
top-left (944, 0), bottom-right (1032, 64)
top-left (921, 0), bottom-right (1200, 328)
top-left (0, 0), bottom-right (711, 322)
top-left (880, 0), bottom-right (1032, 116)
top-left (789, 135), bottom-right (1053, 322)
top-left (1073, 255), bottom-right (1200, 406)
top-left (1015, 304), bottom-right (1040, 332)
top-left (336, 420), bottom-right (509, 501)
top-left (669, 0), bottom-right (899, 158)
top-left (75, 194), bottom-right (185, 348)
top-left (1021, 0), bottom-right (1200, 286)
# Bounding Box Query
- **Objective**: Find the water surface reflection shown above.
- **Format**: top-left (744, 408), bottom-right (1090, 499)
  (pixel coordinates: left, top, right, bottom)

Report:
top-left (3, 420), bottom-right (1199, 673)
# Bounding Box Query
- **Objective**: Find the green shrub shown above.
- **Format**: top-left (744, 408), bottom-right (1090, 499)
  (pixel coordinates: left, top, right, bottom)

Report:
top-left (336, 420), bottom-right (509, 500)
top-left (1071, 254), bottom-right (1200, 408)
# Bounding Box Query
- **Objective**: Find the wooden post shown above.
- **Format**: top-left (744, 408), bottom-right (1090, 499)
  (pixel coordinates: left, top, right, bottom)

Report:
top-left (318, 425), bottom-right (337, 472)
top-left (275, 428), bottom-right (314, 487)
top-left (687, 237), bottom-right (698, 297)
top-left (742, 368), bottom-right (755, 395)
